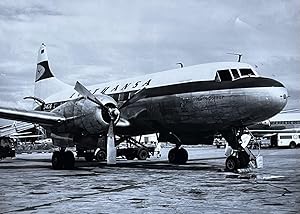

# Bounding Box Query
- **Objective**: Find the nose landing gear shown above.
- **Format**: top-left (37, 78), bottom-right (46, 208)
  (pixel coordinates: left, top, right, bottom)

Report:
top-left (223, 128), bottom-right (260, 172)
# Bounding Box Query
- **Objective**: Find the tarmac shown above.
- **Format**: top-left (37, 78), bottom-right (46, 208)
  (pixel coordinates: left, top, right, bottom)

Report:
top-left (0, 146), bottom-right (299, 214)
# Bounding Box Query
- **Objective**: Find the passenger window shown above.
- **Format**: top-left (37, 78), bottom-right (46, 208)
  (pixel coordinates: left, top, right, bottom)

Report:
top-left (123, 92), bottom-right (129, 100)
top-left (240, 68), bottom-right (255, 76)
top-left (217, 70), bottom-right (232, 81)
top-left (231, 69), bottom-right (239, 79)
top-left (119, 93), bottom-right (124, 101)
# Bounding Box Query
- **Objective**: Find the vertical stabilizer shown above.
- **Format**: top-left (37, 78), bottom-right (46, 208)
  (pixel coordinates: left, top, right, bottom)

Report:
top-left (35, 43), bottom-right (54, 82)
top-left (34, 43), bottom-right (71, 100)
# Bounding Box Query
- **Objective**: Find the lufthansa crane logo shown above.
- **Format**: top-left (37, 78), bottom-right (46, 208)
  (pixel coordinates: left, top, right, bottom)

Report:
top-left (36, 64), bottom-right (45, 79)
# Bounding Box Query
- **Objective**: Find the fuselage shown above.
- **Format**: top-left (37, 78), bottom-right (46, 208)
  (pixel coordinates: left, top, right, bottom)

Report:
top-left (43, 62), bottom-right (288, 144)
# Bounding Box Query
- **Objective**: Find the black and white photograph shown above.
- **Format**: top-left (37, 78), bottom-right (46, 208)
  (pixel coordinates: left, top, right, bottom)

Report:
top-left (0, 1), bottom-right (299, 213)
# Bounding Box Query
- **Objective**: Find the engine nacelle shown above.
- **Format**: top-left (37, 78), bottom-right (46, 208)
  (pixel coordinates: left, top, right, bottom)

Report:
top-left (51, 95), bottom-right (118, 134)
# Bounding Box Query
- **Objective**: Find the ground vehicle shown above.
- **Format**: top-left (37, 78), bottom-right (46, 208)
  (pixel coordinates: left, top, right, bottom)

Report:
top-left (213, 135), bottom-right (227, 148)
top-left (76, 136), bottom-right (156, 162)
top-left (0, 137), bottom-right (15, 159)
top-left (271, 133), bottom-right (300, 148)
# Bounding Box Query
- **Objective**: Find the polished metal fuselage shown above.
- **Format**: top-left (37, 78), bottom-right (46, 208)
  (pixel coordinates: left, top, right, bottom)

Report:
top-left (118, 78), bottom-right (287, 144)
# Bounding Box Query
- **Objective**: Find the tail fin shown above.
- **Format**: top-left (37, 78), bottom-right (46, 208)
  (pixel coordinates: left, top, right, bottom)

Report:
top-left (35, 43), bottom-right (54, 82)
top-left (34, 43), bottom-right (71, 100)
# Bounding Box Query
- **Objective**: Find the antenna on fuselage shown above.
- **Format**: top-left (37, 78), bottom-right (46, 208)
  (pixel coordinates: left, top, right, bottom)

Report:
top-left (227, 53), bottom-right (242, 62)
top-left (176, 62), bottom-right (184, 68)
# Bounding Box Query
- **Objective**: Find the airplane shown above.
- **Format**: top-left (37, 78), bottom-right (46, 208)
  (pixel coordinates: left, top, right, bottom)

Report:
top-left (0, 43), bottom-right (288, 171)
top-left (249, 111), bottom-right (300, 132)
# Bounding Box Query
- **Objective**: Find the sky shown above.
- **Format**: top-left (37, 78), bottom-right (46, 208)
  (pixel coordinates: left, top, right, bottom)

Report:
top-left (0, 0), bottom-right (299, 125)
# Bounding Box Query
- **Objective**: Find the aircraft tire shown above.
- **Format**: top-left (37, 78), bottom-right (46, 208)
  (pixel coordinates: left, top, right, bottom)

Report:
top-left (177, 148), bottom-right (188, 164)
top-left (225, 156), bottom-right (240, 172)
top-left (168, 148), bottom-right (178, 164)
top-left (137, 148), bottom-right (148, 160)
top-left (63, 151), bottom-right (75, 169)
top-left (168, 148), bottom-right (188, 164)
top-left (95, 150), bottom-right (106, 162)
top-left (289, 141), bottom-right (296, 149)
top-left (52, 151), bottom-right (63, 170)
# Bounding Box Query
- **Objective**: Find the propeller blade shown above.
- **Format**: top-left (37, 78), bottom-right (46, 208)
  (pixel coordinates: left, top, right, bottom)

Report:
top-left (106, 121), bottom-right (116, 165)
top-left (74, 81), bottom-right (105, 108)
top-left (119, 87), bottom-right (147, 109)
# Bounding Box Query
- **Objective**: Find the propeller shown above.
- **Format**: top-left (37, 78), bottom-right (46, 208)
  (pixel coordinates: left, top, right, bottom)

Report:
top-left (74, 81), bottom-right (107, 109)
top-left (74, 81), bottom-right (147, 165)
top-left (106, 121), bottom-right (116, 164)
top-left (75, 81), bottom-right (119, 165)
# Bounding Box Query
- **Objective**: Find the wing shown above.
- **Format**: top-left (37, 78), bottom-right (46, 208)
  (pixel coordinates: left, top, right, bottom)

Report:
top-left (0, 106), bottom-right (65, 126)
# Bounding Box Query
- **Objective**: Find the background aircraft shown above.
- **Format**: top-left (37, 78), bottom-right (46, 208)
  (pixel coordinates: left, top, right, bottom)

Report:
top-left (0, 44), bottom-right (288, 171)
top-left (250, 111), bottom-right (300, 132)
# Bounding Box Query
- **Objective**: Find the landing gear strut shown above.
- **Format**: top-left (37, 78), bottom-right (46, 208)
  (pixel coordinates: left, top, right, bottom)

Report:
top-left (52, 149), bottom-right (75, 170)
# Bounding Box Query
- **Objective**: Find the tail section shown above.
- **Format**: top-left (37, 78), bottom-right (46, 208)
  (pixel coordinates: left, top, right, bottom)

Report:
top-left (34, 43), bottom-right (71, 100)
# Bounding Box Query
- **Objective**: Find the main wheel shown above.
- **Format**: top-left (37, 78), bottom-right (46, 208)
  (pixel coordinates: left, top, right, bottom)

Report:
top-left (290, 141), bottom-right (296, 149)
top-left (168, 148), bottom-right (178, 164)
top-left (95, 150), bottom-right (106, 162)
top-left (63, 151), bottom-right (75, 169)
top-left (137, 148), bottom-right (149, 160)
top-left (168, 148), bottom-right (188, 164)
top-left (177, 148), bottom-right (188, 164)
top-left (52, 151), bottom-right (63, 170)
top-left (225, 156), bottom-right (240, 172)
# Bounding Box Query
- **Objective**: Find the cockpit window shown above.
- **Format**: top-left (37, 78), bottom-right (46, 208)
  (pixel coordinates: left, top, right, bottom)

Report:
top-left (240, 68), bottom-right (255, 76)
top-left (231, 69), bottom-right (239, 79)
top-left (217, 69), bottom-right (232, 81)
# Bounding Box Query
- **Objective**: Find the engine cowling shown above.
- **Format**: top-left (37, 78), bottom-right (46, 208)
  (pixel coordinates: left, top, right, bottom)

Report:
top-left (52, 95), bottom-right (119, 134)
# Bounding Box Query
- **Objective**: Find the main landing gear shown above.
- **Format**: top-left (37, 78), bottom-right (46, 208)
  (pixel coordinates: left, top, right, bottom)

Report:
top-left (52, 149), bottom-right (75, 170)
top-left (164, 132), bottom-right (188, 164)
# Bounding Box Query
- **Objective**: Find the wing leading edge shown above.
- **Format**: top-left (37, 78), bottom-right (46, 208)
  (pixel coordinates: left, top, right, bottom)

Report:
top-left (0, 106), bottom-right (65, 126)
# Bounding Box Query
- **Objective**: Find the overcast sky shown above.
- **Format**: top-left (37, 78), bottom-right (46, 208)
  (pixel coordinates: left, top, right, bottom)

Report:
top-left (0, 0), bottom-right (299, 125)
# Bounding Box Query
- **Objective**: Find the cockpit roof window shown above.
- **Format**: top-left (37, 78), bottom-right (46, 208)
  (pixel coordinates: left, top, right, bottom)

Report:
top-left (240, 68), bottom-right (255, 76)
top-left (217, 69), bottom-right (232, 81)
top-left (231, 69), bottom-right (239, 79)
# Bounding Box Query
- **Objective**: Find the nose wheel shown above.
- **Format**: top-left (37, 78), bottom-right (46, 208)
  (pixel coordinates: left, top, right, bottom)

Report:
top-left (225, 156), bottom-right (240, 171)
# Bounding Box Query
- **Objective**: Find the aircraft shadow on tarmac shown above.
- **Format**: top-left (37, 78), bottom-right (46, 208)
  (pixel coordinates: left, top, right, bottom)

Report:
top-left (0, 157), bottom-right (225, 171)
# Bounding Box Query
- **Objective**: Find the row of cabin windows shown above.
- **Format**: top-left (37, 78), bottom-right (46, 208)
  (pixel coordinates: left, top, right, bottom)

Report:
top-left (110, 91), bottom-right (136, 102)
top-left (273, 121), bottom-right (300, 125)
top-left (216, 68), bottom-right (255, 82)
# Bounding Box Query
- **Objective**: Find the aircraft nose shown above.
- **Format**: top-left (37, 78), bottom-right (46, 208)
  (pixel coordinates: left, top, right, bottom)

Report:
top-left (264, 78), bottom-right (288, 115)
